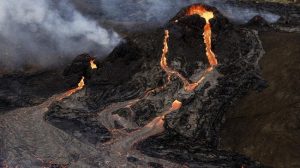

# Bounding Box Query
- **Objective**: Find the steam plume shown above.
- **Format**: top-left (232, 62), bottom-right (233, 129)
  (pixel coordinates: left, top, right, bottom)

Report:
top-left (0, 0), bottom-right (280, 72)
top-left (0, 0), bottom-right (120, 72)
top-left (99, 0), bottom-right (280, 26)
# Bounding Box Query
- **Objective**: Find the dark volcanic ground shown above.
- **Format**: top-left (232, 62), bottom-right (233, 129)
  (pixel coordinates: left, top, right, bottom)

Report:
top-left (0, 1), bottom-right (299, 168)
top-left (221, 31), bottom-right (300, 168)
top-left (0, 70), bottom-right (71, 113)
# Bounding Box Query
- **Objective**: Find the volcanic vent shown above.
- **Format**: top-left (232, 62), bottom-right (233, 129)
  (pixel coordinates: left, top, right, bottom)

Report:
top-left (1, 4), bottom-right (266, 167)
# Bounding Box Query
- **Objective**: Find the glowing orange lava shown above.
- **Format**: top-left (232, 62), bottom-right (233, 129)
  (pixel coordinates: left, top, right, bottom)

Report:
top-left (65, 59), bottom-right (94, 97)
top-left (90, 59), bottom-right (97, 69)
top-left (64, 76), bottom-right (85, 97)
top-left (77, 76), bottom-right (85, 89)
top-left (186, 5), bottom-right (218, 66)
top-left (170, 100), bottom-right (182, 111)
top-left (146, 100), bottom-right (182, 128)
top-left (161, 30), bottom-right (191, 88)
top-left (160, 5), bottom-right (218, 92)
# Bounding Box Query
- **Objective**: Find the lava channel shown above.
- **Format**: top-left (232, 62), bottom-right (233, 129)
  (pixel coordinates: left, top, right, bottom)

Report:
top-left (161, 5), bottom-right (217, 92)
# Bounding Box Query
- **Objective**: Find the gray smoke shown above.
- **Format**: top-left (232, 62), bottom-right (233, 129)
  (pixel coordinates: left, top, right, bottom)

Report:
top-left (99, 0), bottom-right (280, 26)
top-left (0, 0), bottom-right (120, 72)
top-left (0, 0), bottom-right (280, 72)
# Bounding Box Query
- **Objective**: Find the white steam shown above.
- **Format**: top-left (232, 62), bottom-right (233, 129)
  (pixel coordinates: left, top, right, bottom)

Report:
top-left (98, 0), bottom-right (280, 25)
top-left (0, 0), bottom-right (280, 72)
top-left (0, 0), bottom-right (120, 71)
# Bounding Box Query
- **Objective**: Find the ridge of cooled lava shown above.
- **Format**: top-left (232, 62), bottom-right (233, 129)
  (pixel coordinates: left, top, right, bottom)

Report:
top-left (1, 4), bottom-right (268, 168)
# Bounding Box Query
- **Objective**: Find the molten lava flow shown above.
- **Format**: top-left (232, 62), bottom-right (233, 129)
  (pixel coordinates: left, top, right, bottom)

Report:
top-left (160, 5), bottom-right (218, 92)
top-left (64, 59), bottom-right (92, 98)
top-left (186, 5), bottom-right (218, 66)
top-left (160, 100), bottom-right (183, 118)
top-left (186, 5), bottom-right (214, 23)
top-left (161, 30), bottom-right (191, 88)
top-left (49, 6), bottom-right (219, 167)
top-left (77, 76), bottom-right (85, 89)
top-left (64, 76), bottom-right (85, 97)
top-left (123, 100), bottom-right (182, 147)
top-left (90, 59), bottom-right (97, 69)
top-left (170, 100), bottom-right (182, 111)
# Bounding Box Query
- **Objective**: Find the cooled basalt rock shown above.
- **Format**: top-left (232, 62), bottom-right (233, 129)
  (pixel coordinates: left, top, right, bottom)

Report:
top-left (0, 71), bottom-right (71, 113)
top-left (0, 54), bottom-right (99, 113)
top-left (246, 15), bottom-right (270, 28)
top-left (226, 0), bottom-right (300, 32)
top-left (137, 132), bottom-right (263, 168)
top-left (46, 4), bottom-right (266, 167)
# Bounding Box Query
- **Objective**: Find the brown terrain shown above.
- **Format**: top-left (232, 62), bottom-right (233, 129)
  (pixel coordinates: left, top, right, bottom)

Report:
top-left (221, 31), bottom-right (300, 168)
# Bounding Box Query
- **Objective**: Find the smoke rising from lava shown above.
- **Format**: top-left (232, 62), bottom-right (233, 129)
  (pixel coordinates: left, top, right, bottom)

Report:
top-left (0, 0), bottom-right (120, 72)
top-left (0, 0), bottom-right (280, 72)
top-left (99, 0), bottom-right (279, 25)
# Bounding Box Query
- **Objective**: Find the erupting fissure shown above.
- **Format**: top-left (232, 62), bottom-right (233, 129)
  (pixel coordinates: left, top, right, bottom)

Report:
top-left (161, 5), bottom-right (218, 92)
